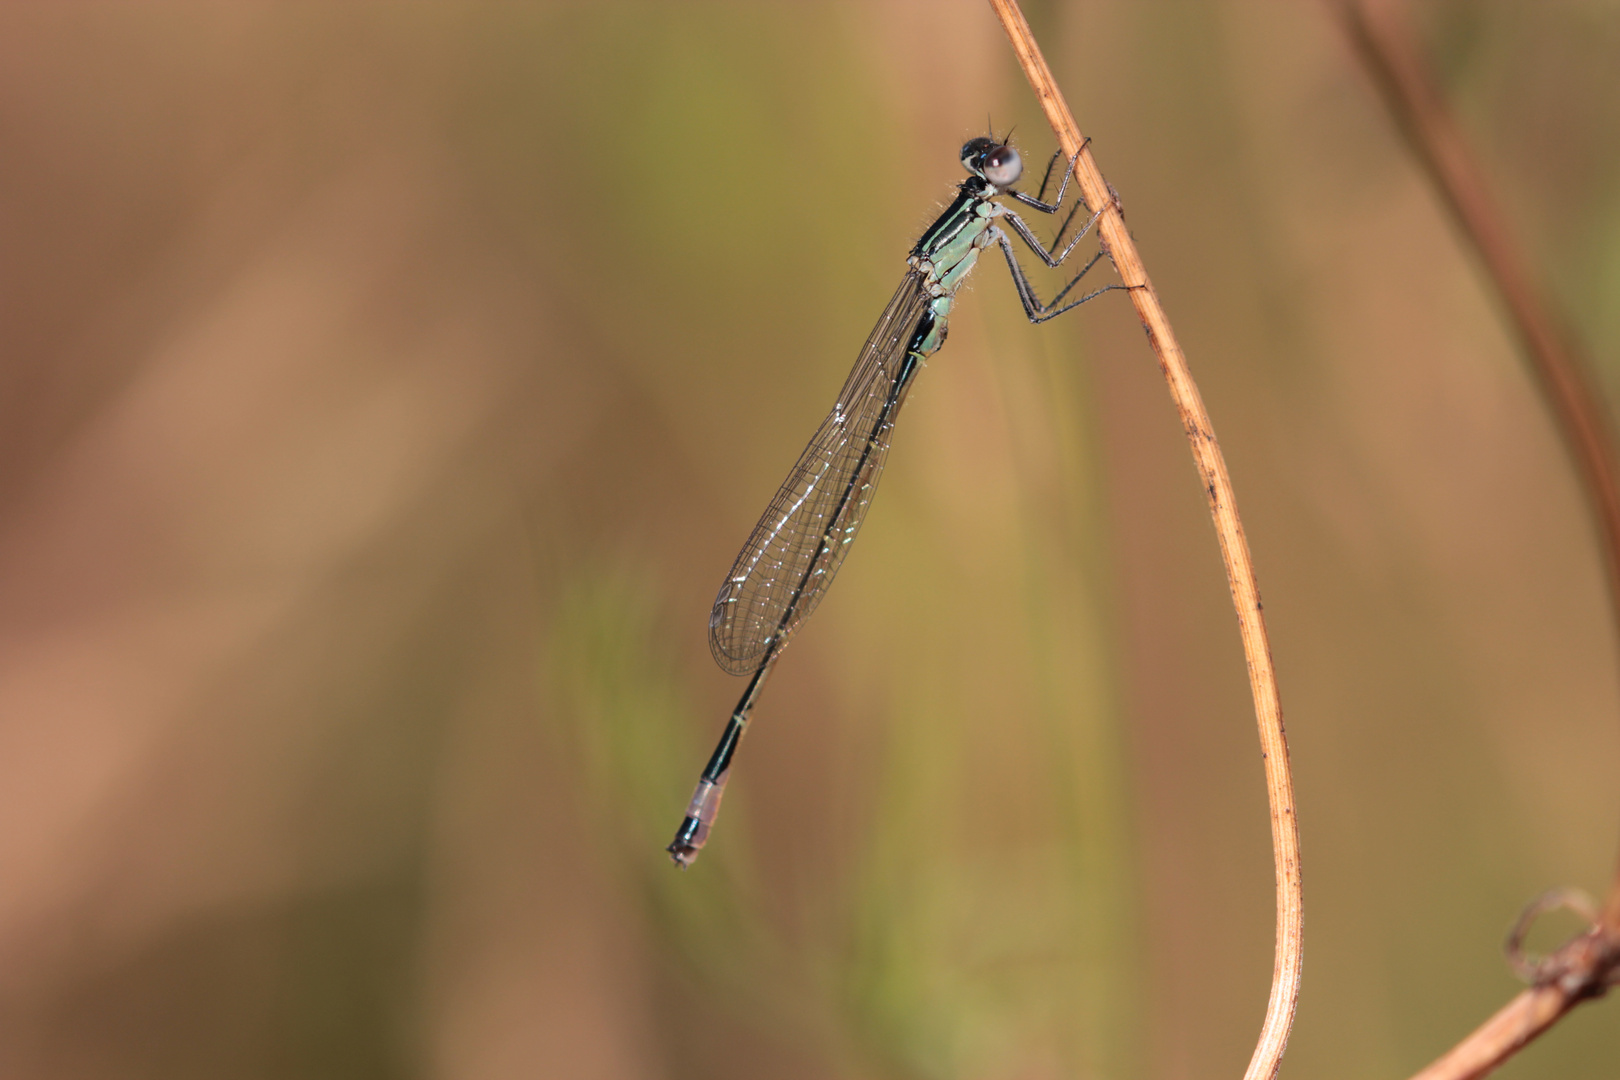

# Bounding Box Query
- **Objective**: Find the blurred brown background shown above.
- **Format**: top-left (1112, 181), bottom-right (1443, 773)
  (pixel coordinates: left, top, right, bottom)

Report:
top-left (1, 2), bottom-right (1618, 1078)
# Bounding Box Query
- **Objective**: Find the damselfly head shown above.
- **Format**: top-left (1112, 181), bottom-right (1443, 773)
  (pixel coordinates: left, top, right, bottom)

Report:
top-left (960, 138), bottom-right (1023, 191)
top-left (960, 136), bottom-right (996, 173)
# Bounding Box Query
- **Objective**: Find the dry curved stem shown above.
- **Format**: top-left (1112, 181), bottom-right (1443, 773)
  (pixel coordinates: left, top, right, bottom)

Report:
top-left (1334, 4), bottom-right (1620, 735)
top-left (1334, 0), bottom-right (1620, 1075)
top-left (987, 3), bottom-right (1304, 1077)
top-left (1336, 0), bottom-right (1620, 938)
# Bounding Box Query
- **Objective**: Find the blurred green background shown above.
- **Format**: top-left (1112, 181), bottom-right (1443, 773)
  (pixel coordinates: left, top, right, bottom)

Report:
top-left (1, 2), bottom-right (1618, 1078)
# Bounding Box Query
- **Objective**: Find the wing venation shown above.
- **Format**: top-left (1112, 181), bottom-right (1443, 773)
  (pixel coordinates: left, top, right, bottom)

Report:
top-left (709, 272), bottom-right (932, 676)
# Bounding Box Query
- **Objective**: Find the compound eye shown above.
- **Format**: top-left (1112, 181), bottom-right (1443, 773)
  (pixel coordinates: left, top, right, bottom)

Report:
top-left (983, 145), bottom-right (1023, 188)
top-left (960, 136), bottom-right (996, 173)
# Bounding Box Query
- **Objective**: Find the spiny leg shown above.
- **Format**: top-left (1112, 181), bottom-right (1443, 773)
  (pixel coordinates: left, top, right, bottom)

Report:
top-left (1049, 200), bottom-right (1085, 252)
top-left (1001, 201), bottom-right (1107, 269)
top-left (1009, 154), bottom-right (1076, 215)
top-left (1034, 148), bottom-right (1063, 204)
top-left (1009, 136), bottom-right (1091, 214)
top-left (1028, 153), bottom-right (1085, 253)
top-left (994, 230), bottom-right (1127, 324)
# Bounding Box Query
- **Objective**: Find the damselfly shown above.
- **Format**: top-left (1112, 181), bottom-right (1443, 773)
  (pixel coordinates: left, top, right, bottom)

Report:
top-left (668, 133), bottom-right (1121, 867)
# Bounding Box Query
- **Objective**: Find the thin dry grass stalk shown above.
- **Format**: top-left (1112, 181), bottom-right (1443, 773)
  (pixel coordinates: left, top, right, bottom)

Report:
top-left (1333, 0), bottom-right (1620, 1076)
top-left (1335, 4), bottom-right (1620, 735)
top-left (1336, 0), bottom-right (1620, 933)
top-left (986, 3), bottom-right (1304, 1077)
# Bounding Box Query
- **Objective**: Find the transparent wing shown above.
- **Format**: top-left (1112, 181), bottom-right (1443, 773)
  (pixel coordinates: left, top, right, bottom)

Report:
top-left (709, 271), bottom-right (933, 676)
